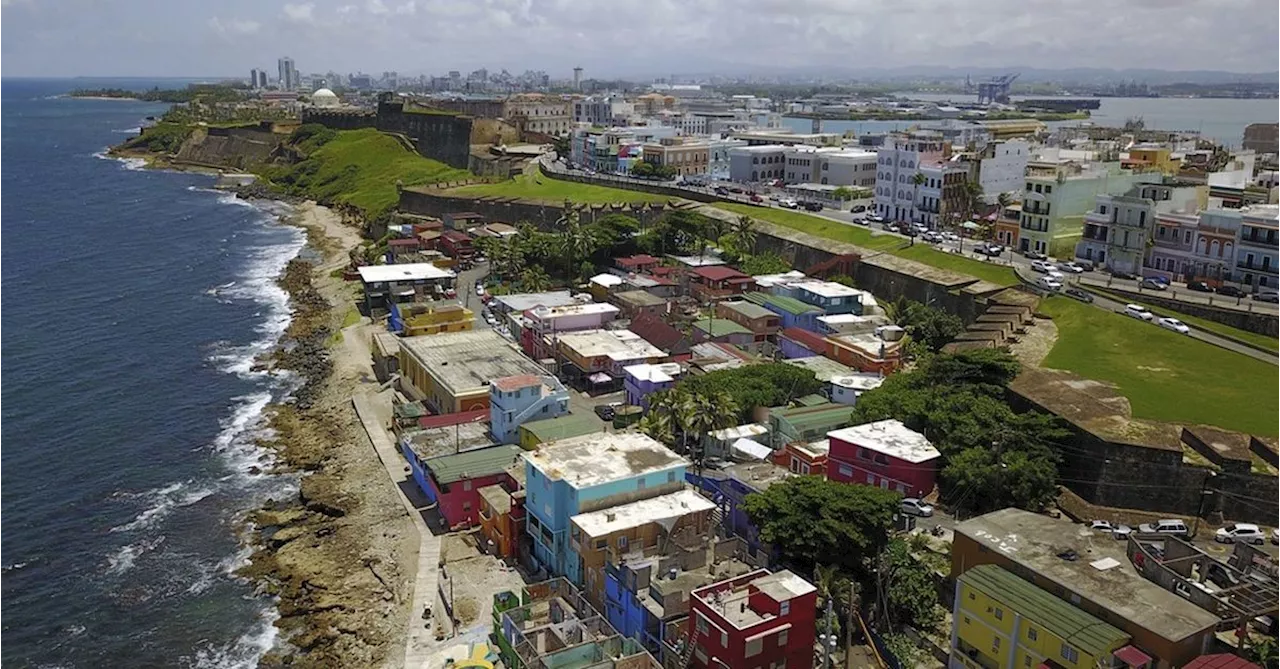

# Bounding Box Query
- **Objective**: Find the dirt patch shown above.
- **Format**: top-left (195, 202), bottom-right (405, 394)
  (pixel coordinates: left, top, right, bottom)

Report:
top-left (1135, 365), bottom-right (1171, 373)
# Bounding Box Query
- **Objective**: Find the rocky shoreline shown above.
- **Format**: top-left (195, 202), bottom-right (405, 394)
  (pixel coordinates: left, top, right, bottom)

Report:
top-left (237, 205), bottom-right (416, 668)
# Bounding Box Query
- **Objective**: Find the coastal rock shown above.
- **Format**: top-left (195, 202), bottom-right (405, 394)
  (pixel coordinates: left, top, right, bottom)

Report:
top-left (269, 525), bottom-right (311, 548)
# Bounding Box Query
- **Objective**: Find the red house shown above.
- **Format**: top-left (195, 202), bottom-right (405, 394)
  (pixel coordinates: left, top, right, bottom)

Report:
top-left (689, 265), bottom-right (756, 302)
top-left (440, 230), bottom-right (475, 264)
top-left (826, 419), bottom-right (940, 498)
top-left (419, 444), bottom-right (523, 530)
top-left (616, 254), bottom-right (660, 273)
top-left (687, 569), bottom-right (817, 669)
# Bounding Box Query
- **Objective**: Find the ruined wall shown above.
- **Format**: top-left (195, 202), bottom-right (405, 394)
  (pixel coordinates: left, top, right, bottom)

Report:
top-left (299, 108), bottom-right (377, 130)
top-left (173, 127), bottom-right (279, 170)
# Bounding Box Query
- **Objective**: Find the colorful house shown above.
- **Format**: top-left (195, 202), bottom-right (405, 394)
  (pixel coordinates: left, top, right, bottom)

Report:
top-left (691, 318), bottom-right (755, 348)
top-left (744, 292), bottom-right (822, 332)
top-left (617, 254), bottom-right (661, 274)
top-left (785, 280), bottom-right (866, 315)
top-left (772, 438), bottom-right (829, 476)
top-left (689, 266), bottom-right (757, 303)
top-left (398, 330), bottom-right (548, 414)
top-left (523, 432), bottom-right (690, 582)
top-left (686, 462), bottom-right (792, 555)
top-left (555, 329), bottom-right (666, 391)
top-left (520, 302), bottom-right (621, 360)
top-left (623, 362), bottom-right (683, 409)
top-left (684, 569), bottom-right (817, 669)
top-left (715, 300), bottom-right (781, 337)
top-left (478, 463), bottom-right (526, 561)
top-left (776, 327), bottom-right (825, 359)
top-left (489, 374), bottom-right (570, 445)
top-left (415, 445), bottom-right (524, 530)
top-left (826, 419), bottom-right (940, 497)
top-left (389, 302), bottom-right (474, 336)
top-left (952, 564), bottom-right (1131, 669)
top-left (357, 262), bottom-right (457, 314)
top-left (766, 402), bottom-right (857, 449)
top-left (440, 230), bottom-right (475, 264)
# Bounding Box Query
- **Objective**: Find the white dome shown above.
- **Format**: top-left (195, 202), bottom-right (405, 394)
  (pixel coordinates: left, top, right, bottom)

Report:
top-left (311, 88), bottom-right (339, 107)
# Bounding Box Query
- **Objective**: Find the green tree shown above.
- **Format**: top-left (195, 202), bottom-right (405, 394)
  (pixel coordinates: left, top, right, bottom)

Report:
top-left (559, 209), bottom-right (602, 282)
top-left (738, 252), bottom-right (791, 276)
top-left (909, 172), bottom-right (926, 227)
top-left (519, 266), bottom-right (552, 292)
top-left (676, 363), bottom-right (822, 423)
top-left (743, 477), bottom-right (900, 574)
top-left (878, 538), bottom-right (944, 630)
top-left (728, 215), bottom-right (758, 257)
top-left (831, 186), bottom-right (855, 201)
top-left (635, 411), bottom-right (675, 445)
top-left (942, 445), bottom-right (1060, 513)
top-left (900, 301), bottom-right (964, 353)
top-left (678, 390), bottom-right (740, 462)
top-left (630, 160), bottom-right (655, 177)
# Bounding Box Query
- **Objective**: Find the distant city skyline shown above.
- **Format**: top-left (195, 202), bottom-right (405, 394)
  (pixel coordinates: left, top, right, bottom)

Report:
top-left (2, 0), bottom-right (1277, 78)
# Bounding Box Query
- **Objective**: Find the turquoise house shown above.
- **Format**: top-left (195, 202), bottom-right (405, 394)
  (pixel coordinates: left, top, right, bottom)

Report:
top-left (522, 432), bottom-right (689, 584)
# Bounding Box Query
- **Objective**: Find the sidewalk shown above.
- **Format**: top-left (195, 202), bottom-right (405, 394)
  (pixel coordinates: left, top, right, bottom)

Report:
top-left (352, 390), bottom-right (450, 669)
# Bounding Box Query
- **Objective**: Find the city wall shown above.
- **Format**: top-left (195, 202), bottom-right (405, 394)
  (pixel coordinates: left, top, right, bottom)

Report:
top-left (173, 126), bottom-right (280, 170)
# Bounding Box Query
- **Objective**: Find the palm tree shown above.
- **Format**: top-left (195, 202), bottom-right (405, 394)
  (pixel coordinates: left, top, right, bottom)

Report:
top-left (560, 209), bottom-right (601, 283)
top-left (519, 266), bottom-right (551, 292)
top-left (635, 411), bottom-right (674, 445)
top-left (729, 215), bottom-right (757, 257)
top-left (909, 172), bottom-right (926, 225)
top-left (996, 191), bottom-right (1012, 209)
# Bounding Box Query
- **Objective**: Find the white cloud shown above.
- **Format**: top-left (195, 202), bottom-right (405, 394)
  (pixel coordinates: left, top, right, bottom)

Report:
top-left (394, 0), bottom-right (416, 15)
top-left (281, 2), bottom-right (316, 24)
top-left (207, 16), bottom-right (262, 36)
top-left (366, 0), bottom-right (388, 14)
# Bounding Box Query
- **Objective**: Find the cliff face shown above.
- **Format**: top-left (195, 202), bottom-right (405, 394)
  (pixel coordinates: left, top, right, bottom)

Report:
top-left (173, 126), bottom-right (283, 170)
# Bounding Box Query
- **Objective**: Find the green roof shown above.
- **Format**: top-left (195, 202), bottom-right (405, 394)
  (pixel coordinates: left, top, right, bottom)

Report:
top-left (961, 565), bottom-right (1129, 659)
top-left (424, 444), bottom-right (524, 485)
top-left (721, 301), bottom-right (777, 320)
top-left (694, 318), bottom-right (752, 336)
top-left (794, 394), bottom-right (829, 407)
top-left (520, 413), bottom-right (602, 443)
top-left (771, 402), bottom-right (854, 432)
top-left (745, 292), bottom-right (820, 316)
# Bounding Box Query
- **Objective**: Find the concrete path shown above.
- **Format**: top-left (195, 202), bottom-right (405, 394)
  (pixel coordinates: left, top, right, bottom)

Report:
top-left (352, 391), bottom-right (449, 669)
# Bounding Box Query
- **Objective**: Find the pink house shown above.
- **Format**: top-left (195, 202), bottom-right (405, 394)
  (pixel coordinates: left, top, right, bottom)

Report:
top-left (826, 419), bottom-right (940, 498)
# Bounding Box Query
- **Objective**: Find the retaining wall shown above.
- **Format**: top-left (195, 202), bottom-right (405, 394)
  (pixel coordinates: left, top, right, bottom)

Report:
top-left (1093, 284), bottom-right (1278, 336)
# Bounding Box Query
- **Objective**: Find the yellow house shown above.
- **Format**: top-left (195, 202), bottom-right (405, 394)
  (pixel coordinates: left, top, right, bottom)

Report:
top-left (1125, 146), bottom-right (1181, 175)
top-left (395, 303), bottom-right (474, 337)
top-left (952, 564), bottom-right (1130, 669)
top-left (398, 330), bottom-right (547, 414)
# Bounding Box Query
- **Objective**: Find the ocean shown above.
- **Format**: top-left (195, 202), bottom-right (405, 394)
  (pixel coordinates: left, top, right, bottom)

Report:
top-left (1, 79), bottom-right (305, 667)
top-left (783, 95), bottom-right (1280, 146)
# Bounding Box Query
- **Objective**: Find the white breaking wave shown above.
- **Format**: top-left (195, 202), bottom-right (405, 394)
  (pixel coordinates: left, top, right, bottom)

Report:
top-left (110, 481), bottom-right (215, 534)
top-left (112, 126), bottom-right (142, 134)
top-left (187, 604), bottom-right (281, 669)
top-left (105, 535), bottom-right (165, 576)
top-left (92, 148), bottom-right (146, 171)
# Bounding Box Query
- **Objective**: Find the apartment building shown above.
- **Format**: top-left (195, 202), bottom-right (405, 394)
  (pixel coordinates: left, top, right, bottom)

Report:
top-left (971, 139), bottom-right (1031, 203)
top-left (685, 569), bottom-right (817, 668)
top-left (573, 96), bottom-right (635, 125)
top-left (1236, 204), bottom-right (1280, 291)
top-left (505, 94), bottom-right (572, 136)
top-left (488, 374), bottom-right (570, 445)
top-left (1075, 180), bottom-right (1206, 274)
top-left (1019, 162), bottom-right (1156, 257)
top-left (398, 330), bottom-right (546, 414)
top-left (873, 133), bottom-right (951, 224)
top-left (642, 138), bottom-right (711, 176)
top-left (826, 419), bottom-right (940, 497)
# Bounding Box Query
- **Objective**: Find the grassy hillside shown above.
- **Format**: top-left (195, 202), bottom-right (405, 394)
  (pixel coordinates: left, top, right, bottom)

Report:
top-left (263, 128), bottom-right (470, 218)
top-left (447, 171), bottom-right (671, 205)
top-left (714, 203), bottom-right (1018, 286)
top-left (1039, 296), bottom-right (1278, 436)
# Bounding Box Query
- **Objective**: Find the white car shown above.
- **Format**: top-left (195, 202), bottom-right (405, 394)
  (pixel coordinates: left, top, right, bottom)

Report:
top-left (900, 498), bottom-right (934, 517)
top-left (1057, 261), bottom-right (1086, 274)
top-left (1124, 304), bottom-right (1154, 321)
top-left (475, 284), bottom-right (486, 297)
top-left (1215, 523), bottom-right (1266, 545)
top-left (1088, 520), bottom-right (1133, 540)
top-left (1158, 317), bottom-right (1191, 334)
top-left (1038, 276), bottom-right (1063, 291)
top-left (778, 199), bottom-right (798, 209)
top-left (1030, 260), bottom-right (1054, 273)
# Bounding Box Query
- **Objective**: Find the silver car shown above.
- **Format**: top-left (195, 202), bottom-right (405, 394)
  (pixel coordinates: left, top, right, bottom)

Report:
top-left (900, 498), bottom-right (934, 517)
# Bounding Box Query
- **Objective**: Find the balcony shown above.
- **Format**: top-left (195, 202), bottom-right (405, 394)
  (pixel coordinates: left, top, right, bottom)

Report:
top-left (1236, 260), bottom-right (1278, 275)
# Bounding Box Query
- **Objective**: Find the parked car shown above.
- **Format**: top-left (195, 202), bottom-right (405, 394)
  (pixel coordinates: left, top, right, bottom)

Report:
top-left (900, 498), bottom-right (933, 517)
top-left (1138, 519), bottom-right (1191, 538)
top-left (976, 243), bottom-right (1005, 257)
top-left (728, 187), bottom-right (744, 194)
top-left (1140, 277), bottom-right (1169, 291)
top-left (1064, 288), bottom-right (1094, 303)
top-left (852, 204), bottom-right (867, 213)
top-left (923, 231), bottom-right (943, 243)
top-left (856, 217), bottom-right (872, 226)
top-left (867, 213), bottom-right (885, 223)
top-left (749, 193), bottom-right (763, 203)
top-left (778, 199), bottom-right (799, 209)
top-left (1157, 317), bottom-right (1191, 334)
top-left (1215, 523), bottom-right (1266, 544)
top-left (475, 283), bottom-right (486, 297)
top-left (1088, 520), bottom-right (1119, 533)
top-left (1110, 270), bottom-right (1139, 280)
top-left (1057, 261), bottom-right (1086, 274)
top-left (1074, 259), bottom-right (1096, 271)
top-left (802, 201), bottom-right (824, 212)
top-left (1216, 285), bottom-right (1244, 297)
top-left (593, 404), bottom-right (616, 421)
top-left (1187, 281), bottom-right (1214, 292)
top-left (1022, 249), bottom-right (1048, 260)
top-left (1089, 521), bottom-right (1133, 540)
top-left (1253, 290), bottom-right (1279, 303)
top-left (444, 287), bottom-right (457, 299)
top-left (714, 187), bottom-right (729, 196)
top-left (1030, 259), bottom-right (1055, 273)
top-left (1123, 304), bottom-right (1154, 321)
top-left (1038, 276), bottom-right (1063, 291)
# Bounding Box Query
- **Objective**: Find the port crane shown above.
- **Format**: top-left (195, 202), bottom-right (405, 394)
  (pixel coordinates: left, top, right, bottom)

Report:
top-left (976, 73), bottom-right (1019, 104)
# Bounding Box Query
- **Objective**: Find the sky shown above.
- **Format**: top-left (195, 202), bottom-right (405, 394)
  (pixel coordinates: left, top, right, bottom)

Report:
top-left (2, 0), bottom-right (1277, 78)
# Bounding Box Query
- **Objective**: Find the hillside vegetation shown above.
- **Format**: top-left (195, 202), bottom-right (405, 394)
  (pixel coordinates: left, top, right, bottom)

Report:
top-left (261, 127), bottom-right (470, 218)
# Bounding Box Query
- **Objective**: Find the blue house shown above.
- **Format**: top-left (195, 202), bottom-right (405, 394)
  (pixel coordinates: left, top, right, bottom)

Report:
top-left (685, 462), bottom-right (793, 555)
top-left (523, 432), bottom-right (689, 584)
top-left (744, 292), bottom-right (823, 332)
top-left (786, 280), bottom-right (866, 316)
top-left (489, 374), bottom-right (569, 445)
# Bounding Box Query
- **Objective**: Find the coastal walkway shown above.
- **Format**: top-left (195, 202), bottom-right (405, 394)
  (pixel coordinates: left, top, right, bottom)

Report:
top-left (352, 390), bottom-right (450, 669)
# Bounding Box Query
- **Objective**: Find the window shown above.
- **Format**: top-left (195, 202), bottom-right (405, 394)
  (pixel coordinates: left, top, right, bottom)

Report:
top-left (1024, 656), bottom-right (1032, 667)
top-left (463, 502), bottom-right (471, 511)
top-left (1061, 644), bottom-right (1078, 663)
top-left (992, 637), bottom-right (1001, 652)
top-left (721, 631), bottom-right (728, 647)
top-left (1028, 628), bottom-right (1037, 641)
top-left (463, 480), bottom-right (472, 491)
top-left (866, 473), bottom-right (875, 484)
top-left (668, 471), bottom-right (676, 483)
top-left (695, 614), bottom-right (709, 635)
top-left (618, 536), bottom-right (628, 550)
top-left (637, 478), bottom-right (646, 490)
top-left (595, 538), bottom-right (607, 549)
top-left (968, 592), bottom-right (976, 600)
top-left (779, 629), bottom-right (789, 645)
top-left (964, 615), bottom-right (971, 624)
top-left (745, 638), bottom-right (763, 657)
top-left (780, 600), bottom-right (791, 616)
top-left (994, 607), bottom-right (1003, 620)
top-left (838, 464), bottom-right (853, 477)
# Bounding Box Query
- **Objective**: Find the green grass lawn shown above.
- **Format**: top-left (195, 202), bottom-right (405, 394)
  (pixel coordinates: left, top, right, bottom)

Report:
top-left (714, 203), bottom-right (1017, 286)
top-left (449, 172), bottom-right (671, 205)
top-left (1090, 288), bottom-right (1279, 353)
top-left (1039, 296), bottom-right (1279, 436)
top-left (262, 128), bottom-right (471, 217)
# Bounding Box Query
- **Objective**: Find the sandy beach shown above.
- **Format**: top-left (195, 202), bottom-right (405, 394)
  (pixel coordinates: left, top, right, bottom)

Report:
top-left (242, 201), bottom-right (419, 668)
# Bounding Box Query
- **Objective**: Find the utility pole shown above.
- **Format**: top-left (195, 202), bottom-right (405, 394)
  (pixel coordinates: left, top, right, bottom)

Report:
top-left (821, 595), bottom-right (835, 669)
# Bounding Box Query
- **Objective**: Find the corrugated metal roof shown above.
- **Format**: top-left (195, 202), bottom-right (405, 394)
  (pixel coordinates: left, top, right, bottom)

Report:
top-left (961, 564), bottom-right (1128, 659)
top-left (424, 444), bottom-right (524, 485)
top-left (520, 413), bottom-right (602, 443)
